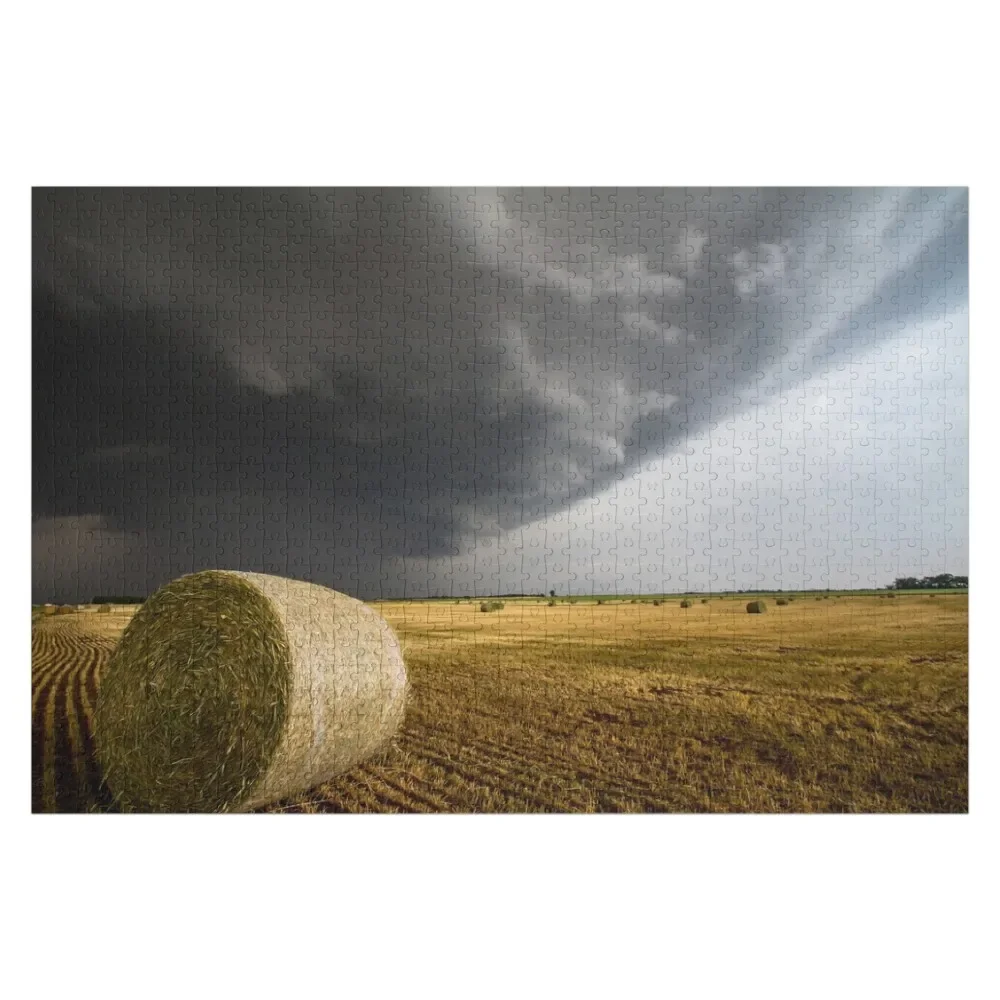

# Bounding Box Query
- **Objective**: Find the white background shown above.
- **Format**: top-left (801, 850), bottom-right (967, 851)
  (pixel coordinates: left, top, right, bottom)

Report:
top-left (2, 2), bottom-right (993, 998)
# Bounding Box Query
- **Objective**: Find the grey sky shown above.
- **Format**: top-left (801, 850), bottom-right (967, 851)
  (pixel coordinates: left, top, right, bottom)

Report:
top-left (32, 188), bottom-right (968, 601)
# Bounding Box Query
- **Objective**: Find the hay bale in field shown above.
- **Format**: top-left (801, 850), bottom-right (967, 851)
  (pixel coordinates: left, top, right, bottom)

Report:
top-left (701, 598), bottom-right (709, 604)
top-left (547, 599), bottom-right (557, 607)
top-left (680, 600), bottom-right (692, 608)
top-left (94, 570), bottom-right (407, 813)
top-left (746, 600), bottom-right (767, 614)
top-left (41, 605), bottom-right (57, 616)
top-left (652, 600), bottom-right (661, 606)
top-left (97, 604), bottom-right (111, 614)
top-left (886, 593), bottom-right (896, 599)
top-left (55, 604), bottom-right (75, 614)
top-left (776, 598), bottom-right (789, 606)
top-left (479, 600), bottom-right (504, 612)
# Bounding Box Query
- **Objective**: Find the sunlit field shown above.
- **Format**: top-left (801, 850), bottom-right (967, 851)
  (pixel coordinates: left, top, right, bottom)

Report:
top-left (31, 592), bottom-right (967, 813)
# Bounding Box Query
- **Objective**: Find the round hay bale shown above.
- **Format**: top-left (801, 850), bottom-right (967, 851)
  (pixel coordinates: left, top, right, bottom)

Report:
top-left (776, 598), bottom-right (789, 606)
top-left (746, 600), bottom-right (767, 614)
top-left (42, 604), bottom-right (58, 616)
top-left (97, 604), bottom-right (112, 614)
top-left (94, 570), bottom-right (407, 813)
top-left (701, 598), bottom-right (709, 604)
top-left (55, 604), bottom-right (75, 614)
top-left (680, 600), bottom-right (692, 608)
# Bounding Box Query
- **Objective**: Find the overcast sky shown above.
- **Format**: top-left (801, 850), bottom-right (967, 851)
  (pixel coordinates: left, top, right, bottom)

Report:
top-left (32, 187), bottom-right (968, 601)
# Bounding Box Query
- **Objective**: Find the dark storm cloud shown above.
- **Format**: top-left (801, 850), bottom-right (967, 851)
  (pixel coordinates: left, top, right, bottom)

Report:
top-left (32, 187), bottom-right (967, 597)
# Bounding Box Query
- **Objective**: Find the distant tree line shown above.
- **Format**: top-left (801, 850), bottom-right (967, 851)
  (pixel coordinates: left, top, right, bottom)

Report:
top-left (888, 575), bottom-right (967, 590)
top-left (92, 595), bottom-right (146, 604)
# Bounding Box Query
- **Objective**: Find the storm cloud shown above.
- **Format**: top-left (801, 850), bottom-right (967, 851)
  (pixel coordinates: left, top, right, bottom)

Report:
top-left (32, 187), bottom-right (968, 600)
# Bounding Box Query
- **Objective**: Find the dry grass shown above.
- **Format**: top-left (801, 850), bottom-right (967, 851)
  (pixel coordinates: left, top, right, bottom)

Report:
top-left (31, 593), bottom-right (967, 813)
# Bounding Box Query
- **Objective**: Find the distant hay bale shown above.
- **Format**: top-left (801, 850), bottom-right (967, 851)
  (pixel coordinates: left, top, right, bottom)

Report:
top-left (41, 605), bottom-right (57, 616)
top-left (597, 599), bottom-right (604, 605)
top-left (547, 599), bottom-right (557, 607)
top-left (746, 601), bottom-right (767, 614)
top-left (886, 593), bottom-right (896, 599)
top-left (680, 600), bottom-right (692, 608)
top-left (97, 604), bottom-right (111, 614)
top-left (776, 598), bottom-right (789, 606)
top-left (479, 600), bottom-right (504, 612)
top-left (701, 599), bottom-right (708, 604)
top-left (652, 600), bottom-right (661, 606)
top-left (55, 605), bottom-right (75, 615)
top-left (815, 597), bottom-right (822, 601)
top-left (94, 570), bottom-right (407, 813)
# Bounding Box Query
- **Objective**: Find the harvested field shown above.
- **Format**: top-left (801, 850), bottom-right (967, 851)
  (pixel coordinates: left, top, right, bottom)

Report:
top-left (31, 594), bottom-right (968, 813)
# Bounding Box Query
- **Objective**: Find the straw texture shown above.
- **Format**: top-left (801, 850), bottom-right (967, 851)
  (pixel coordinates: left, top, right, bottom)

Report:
top-left (95, 570), bottom-right (407, 812)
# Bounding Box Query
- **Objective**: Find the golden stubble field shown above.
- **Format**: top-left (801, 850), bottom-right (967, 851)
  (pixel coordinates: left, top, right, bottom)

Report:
top-left (31, 593), bottom-right (968, 813)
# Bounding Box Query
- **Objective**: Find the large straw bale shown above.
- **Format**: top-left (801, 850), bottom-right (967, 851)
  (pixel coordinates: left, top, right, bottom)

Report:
top-left (746, 600), bottom-right (767, 614)
top-left (95, 570), bottom-right (407, 812)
